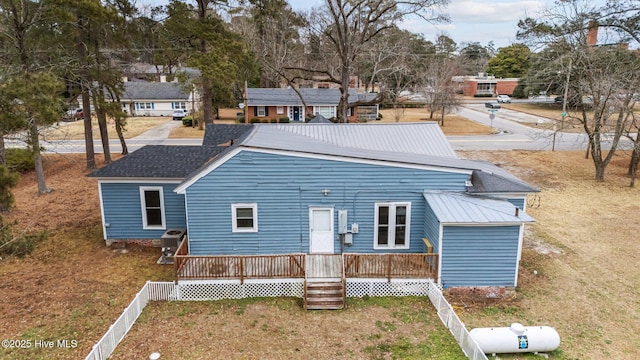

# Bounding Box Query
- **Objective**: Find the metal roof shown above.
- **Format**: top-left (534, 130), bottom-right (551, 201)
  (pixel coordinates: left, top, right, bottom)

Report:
top-left (246, 88), bottom-right (361, 106)
top-left (423, 192), bottom-right (535, 224)
top-left (242, 123), bottom-right (458, 159)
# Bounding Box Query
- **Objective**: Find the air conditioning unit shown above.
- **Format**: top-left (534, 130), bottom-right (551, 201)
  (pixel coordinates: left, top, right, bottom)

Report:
top-left (159, 228), bottom-right (186, 264)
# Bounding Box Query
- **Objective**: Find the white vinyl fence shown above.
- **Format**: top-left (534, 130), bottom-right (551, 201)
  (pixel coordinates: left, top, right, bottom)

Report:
top-left (86, 279), bottom-right (486, 360)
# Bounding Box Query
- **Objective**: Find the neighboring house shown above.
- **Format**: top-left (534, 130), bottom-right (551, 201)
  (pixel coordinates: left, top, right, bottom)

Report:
top-left (78, 79), bottom-right (199, 117)
top-left (89, 123), bottom-right (537, 288)
top-left (245, 88), bottom-right (379, 122)
top-left (119, 81), bottom-right (198, 117)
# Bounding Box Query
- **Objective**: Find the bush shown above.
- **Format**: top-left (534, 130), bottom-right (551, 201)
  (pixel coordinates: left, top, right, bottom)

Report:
top-left (278, 116), bottom-right (290, 123)
top-left (250, 117), bottom-right (260, 124)
top-left (473, 93), bottom-right (494, 98)
top-left (237, 116), bottom-right (245, 123)
top-left (0, 216), bottom-right (47, 258)
top-left (182, 116), bottom-right (196, 127)
top-left (6, 148), bottom-right (34, 174)
top-left (269, 119), bottom-right (277, 123)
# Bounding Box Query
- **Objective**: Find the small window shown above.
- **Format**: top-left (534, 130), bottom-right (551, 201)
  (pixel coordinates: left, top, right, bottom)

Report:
top-left (276, 106), bottom-right (284, 114)
top-left (232, 203), bottom-right (258, 232)
top-left (140, 187), bottom-right (165, 229)
top-left (257, 106), bottom-right (266, 117)
top-left (173, 102), bottom-right (187, 109)
top-left (374, 202), bottom-right (410, 249)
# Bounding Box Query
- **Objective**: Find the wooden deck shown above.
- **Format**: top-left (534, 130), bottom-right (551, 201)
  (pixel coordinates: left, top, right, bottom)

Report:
top-left (175, 238), bottom-right (438, 283)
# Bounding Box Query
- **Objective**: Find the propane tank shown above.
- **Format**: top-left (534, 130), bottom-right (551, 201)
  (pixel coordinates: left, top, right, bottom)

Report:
top-left (470, 323), bottom-right (560, 354)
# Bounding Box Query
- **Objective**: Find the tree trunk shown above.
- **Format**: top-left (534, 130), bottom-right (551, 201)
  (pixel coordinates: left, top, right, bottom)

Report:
top-left (30, 121), bottom-right (49, 194)
top-left (96, 107), bottom-right (111, 164)
top-left (77, 17), bottom-right (95, 170)
top-left (0, 134), bottom-right (5, 166)
top-left (200, 79), bottom-right (213, 130)
top-left (115, 119), bottom-right (128, 155)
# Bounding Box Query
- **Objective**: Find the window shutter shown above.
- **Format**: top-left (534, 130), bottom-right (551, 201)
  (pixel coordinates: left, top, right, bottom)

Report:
top-left (151, 103), bottom-right (155, 110)
top-left (265, 107), bottom-right (269, 116)
top-left (254, 107), bottom-right (258, 116)
top-left (171, 102), bottom-right (174, 109)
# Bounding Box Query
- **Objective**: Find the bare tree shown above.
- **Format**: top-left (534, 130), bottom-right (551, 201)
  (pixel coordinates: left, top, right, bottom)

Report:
top-left (291, 0), bottom-right (449, 123)
top-left (518, 0), bottom-right (640, 182)
top-left (418, 55), bottom-right (461, 125)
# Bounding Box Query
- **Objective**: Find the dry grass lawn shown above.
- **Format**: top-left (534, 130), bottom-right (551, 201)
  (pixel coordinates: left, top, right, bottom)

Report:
top-left (0, 150), bottom-right (638, 359)
top-left (169, 107), bottom-right (494, 138)
top-left (41, 116), bottom-right (172, 141)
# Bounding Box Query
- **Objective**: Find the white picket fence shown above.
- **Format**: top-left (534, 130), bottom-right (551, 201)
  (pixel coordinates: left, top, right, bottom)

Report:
top-left (85, 279), bottom-right (486, 360)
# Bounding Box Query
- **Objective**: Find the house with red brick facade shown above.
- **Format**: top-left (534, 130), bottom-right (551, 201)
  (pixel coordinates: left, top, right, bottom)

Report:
top-left (244, 88), bottom-right (378, 123)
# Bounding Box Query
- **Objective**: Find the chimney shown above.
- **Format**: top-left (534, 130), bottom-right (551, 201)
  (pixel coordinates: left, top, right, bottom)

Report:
top-left (587, 20), bottom-right (598, 46)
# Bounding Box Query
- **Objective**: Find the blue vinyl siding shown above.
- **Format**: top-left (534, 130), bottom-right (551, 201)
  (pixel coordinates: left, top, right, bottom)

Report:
top-left (101, 182), bottom-right (186, 240)
top-left (423, 202), bottom-right (441, 254)
top-left (440, 225), bottom-right (521, 286)
top-left (184, 150), bottom-right (469, 255)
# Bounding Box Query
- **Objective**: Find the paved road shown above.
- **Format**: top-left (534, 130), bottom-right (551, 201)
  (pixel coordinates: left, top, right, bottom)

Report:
top-left (5, 106), bottom-right (631, 153)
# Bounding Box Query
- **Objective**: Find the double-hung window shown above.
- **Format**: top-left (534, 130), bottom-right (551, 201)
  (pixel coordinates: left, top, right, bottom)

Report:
top-left (257, 106), bottom-right (266, 117)
top-left (232, 203), bottom-right (258, 232)
top-left (140, 187), bottom-right (165, 229)
top-left (374, 202), bottom-right (410, 249)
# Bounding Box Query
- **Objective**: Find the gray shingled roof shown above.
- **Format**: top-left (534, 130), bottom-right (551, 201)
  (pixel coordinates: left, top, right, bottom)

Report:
top-left (122, 82), bottom-right (190, 101)
top-left (423, 192), bottom-right (535, 223)
top-left (467, 169), bottom-right (538, 193)
top-left (308, 114), bottom-right (333, 123)
top-left (88, 145), bottom-right (226, 179)
top-left (246, 88), bottom-right (361, 106)
top-left (202, 124), bottom-right (255, 147)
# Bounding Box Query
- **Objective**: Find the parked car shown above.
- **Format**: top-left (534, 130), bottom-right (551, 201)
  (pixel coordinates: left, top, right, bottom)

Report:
top-left (485, 100), bottom-right (501, 109)
top-left (496, 95), bottom-right (511, 103)
top-left (63, 108), bottom-right (83, 121)
top-left (554, 96), bottom-right (564, 104)
top-left (173, 109), bottom-right (189, 120)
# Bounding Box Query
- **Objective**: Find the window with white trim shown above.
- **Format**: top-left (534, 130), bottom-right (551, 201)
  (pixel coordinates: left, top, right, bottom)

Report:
top-left (173, 102), bottom-right (187, 109)
top-left (140, 187), bottom-right (165, 229)
top-left (257, 106), bottom-right (266, 117)
top-left (374, 202), bottom-right (410, 249)
top-left (232, 203), bottom-right (258, 232)
top-left (276, 106), bottom-right (284, 114)
top-left (314, 106), bottom-right (336, 118)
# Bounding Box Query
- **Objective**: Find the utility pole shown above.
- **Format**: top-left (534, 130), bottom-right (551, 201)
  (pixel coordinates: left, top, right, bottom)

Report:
top-left (553, 58), bottom-right (572, 151)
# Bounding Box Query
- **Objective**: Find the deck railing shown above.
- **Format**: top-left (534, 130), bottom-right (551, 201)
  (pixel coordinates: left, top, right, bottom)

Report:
top-left (175, 253), bottom-right (306, 283)
top-left (343, 253), bottom-right (438, 281)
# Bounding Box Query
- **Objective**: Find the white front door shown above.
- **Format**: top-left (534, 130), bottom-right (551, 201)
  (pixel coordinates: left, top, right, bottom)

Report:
top-left (309, 207), bottom-right (334, 254)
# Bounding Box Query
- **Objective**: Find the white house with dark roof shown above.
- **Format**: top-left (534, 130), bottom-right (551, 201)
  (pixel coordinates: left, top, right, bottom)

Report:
top-left (90, 122), bottom-right (538, 292)
top-left (79, 80), bottom-right (200, 117)
top-left (120, 81), bottom-right (199, 117)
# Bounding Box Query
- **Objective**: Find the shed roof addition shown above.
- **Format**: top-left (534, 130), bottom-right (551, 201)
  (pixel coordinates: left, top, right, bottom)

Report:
top-left (423, 192), bottom-right (535, 224)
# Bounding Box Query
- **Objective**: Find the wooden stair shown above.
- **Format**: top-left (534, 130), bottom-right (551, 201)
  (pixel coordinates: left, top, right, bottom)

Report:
top-left (305, 280), bottom-right (345, 310)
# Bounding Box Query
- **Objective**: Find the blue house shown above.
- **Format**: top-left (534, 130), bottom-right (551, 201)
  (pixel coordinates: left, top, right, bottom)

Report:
top-left (90, 123), bottom-right (536, 291)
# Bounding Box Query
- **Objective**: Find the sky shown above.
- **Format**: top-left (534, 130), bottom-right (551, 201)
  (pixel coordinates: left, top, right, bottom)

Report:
top-left (287, 0), bottom-right (550, 49)
top-left (145, 0), bottom-right (623, 51)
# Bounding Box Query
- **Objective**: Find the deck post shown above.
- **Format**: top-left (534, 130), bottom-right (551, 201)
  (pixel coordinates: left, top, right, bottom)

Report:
top-left (240, 258), bottom-right (244, 284)
top-left (387, 254), bottom-right (392, 282)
